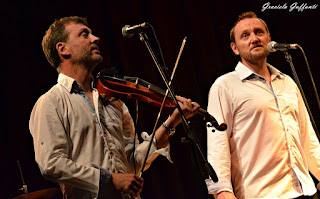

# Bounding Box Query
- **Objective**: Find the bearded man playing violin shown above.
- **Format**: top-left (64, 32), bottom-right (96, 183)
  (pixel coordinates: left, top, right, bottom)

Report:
top-left (29, 16), bottom-right (200, 199)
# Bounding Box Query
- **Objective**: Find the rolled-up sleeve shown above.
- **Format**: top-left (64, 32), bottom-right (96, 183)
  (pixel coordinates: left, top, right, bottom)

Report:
top-left (121, 102), bottom-right (171, 174)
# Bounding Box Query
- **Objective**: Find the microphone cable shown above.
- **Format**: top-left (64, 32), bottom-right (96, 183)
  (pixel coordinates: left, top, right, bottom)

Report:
top-left (284, 46), bottom-right (320, 136)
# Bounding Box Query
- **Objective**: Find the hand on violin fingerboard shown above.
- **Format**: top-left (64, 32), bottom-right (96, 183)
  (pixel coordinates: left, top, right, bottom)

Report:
top-left (167, 95), bottom-right (200, 128)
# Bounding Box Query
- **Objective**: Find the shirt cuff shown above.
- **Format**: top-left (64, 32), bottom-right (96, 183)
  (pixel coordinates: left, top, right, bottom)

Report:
top-left (99, 168), bottom-right (114, 197)
top-left (140, 131), bottom-right (172, 170)
top-left (205, 177), bottom-right (233, 195)
top-left (100, 168), bottom-right (112, 185)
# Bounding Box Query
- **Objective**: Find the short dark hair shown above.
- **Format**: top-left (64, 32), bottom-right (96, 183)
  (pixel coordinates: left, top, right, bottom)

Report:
top-left (42, 16), bottom-right (88, 71)
top-left (230, 11), bottom-right (269, 43)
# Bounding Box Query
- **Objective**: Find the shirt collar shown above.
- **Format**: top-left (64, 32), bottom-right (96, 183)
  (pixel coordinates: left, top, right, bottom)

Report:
top-left (235, 61), bottom-right (285, 81)
top-left (57, 73), bottom-right (82, 93)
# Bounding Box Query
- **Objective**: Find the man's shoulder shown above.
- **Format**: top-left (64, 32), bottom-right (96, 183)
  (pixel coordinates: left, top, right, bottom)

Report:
top-left (35, 83), bottom-right (67, 105)
top-left (213, 70), bottom-right (239, 86)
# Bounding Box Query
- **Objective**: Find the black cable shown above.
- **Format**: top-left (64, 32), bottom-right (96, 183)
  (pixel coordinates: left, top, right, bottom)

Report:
top-left (297, 45), bottom-right (320, 111)
top-left (284, 50), bottom-right (319, 135)
top-left (148, 23), bottom-right (171, 81)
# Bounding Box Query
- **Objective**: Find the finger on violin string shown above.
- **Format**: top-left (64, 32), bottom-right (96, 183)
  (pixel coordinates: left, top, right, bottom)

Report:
top-left (175, 95), bottom-right (187, 102)
top-left (191, 101), bottom-right (200, 110)
top-left (176, 96), bottom-right (191, 104)
top-left (186, 99), bottom-right (193, 106)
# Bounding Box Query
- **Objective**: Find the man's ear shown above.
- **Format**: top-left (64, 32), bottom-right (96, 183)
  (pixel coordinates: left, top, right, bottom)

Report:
top-left (56, 42), bottom-right (70, 57)
top-left (230, 42), bottom-right (239, 55)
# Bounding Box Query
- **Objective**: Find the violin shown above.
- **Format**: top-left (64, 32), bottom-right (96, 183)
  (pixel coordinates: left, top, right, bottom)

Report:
top-left (95, 74), bottom-right (227, 131)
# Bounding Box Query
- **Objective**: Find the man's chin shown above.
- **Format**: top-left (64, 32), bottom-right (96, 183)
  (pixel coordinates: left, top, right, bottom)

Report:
top-left (86, 56), bottom-right (103, 69)
top-left (94, 55), bottom-right (103, 64)
top-left (252, 50), bottom-right (269, 59)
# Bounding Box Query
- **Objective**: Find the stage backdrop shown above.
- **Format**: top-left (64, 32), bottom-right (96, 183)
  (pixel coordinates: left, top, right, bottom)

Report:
top-left (2, 0), bottom-right (320, 198)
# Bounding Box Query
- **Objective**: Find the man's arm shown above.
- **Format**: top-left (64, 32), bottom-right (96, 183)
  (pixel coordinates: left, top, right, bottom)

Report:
top-left (206, 83), bottom-right (234, 196)
top-left (295, 81), bottom-right (320, 182)
top-left (29, 95), bottom-right (101, 195)
top-left (217, 191), bottom-right (237, 199)
top-left (155, 96), bottom-right (200, 149)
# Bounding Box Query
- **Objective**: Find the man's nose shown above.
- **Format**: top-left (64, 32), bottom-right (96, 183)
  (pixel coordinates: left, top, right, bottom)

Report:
top-left (92, 35), bottom-right (100, 44)
top-left (251, 34), bottom-right (259, 43)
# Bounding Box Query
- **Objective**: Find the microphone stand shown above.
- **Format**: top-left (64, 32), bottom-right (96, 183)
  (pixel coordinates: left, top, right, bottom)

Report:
top-left (138, 32), bottom-right (218, 182)
top-left (17, 160), bottom-right (28, 194)
top-left (283, 51), bottom-right (319, 134)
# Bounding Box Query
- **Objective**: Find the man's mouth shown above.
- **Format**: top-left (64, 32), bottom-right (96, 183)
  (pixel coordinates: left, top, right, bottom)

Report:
top-left (251, 45), bottom-right (263, 50)
top-left (91, 46), bottom-right (100, 54)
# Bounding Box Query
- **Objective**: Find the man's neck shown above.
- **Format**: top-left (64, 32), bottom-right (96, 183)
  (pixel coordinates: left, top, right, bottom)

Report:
top-left (60, 63), bottom-right (94, 92)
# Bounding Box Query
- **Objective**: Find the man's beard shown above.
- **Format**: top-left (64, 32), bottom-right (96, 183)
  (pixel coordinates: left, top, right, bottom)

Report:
top-left (74, 50), bottom-right (103, 70)
top-left (239, 47), bottom-right (270, 65)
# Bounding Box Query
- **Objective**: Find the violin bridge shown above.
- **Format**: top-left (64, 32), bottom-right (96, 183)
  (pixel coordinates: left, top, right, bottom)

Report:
top-left (134, 78), bottom-right (139, 87)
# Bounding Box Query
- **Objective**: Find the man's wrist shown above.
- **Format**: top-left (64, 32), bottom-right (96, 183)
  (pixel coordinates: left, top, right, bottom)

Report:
top-left (162, 122), bottom-right (176, 136)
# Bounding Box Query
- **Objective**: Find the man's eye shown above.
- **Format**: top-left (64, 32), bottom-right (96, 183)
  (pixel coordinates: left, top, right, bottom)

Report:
top-left (241, 33), bottom-right (247, 38)
top-left (81, 32), bottom-right (88, 37)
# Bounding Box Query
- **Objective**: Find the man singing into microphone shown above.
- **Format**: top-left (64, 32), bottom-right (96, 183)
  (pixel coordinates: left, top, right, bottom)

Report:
top-left (29, 16), bottom-right (200, 199)
top-left (206, 11), bottom-right (320, 198)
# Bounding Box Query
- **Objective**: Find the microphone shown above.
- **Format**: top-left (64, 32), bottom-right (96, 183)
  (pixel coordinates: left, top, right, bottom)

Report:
top-left (267, 41), bottom-right (299, 52)
top-left (122, 22), bottom-right (149, 38)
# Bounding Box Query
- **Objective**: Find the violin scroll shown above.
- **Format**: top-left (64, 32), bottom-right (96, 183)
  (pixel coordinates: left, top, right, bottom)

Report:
top-left (199, 109), bottom-right (227, 132)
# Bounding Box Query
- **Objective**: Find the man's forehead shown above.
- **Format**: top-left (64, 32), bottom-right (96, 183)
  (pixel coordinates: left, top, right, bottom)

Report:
top-left (235, 18), bottom-right (266, 33)
top-left (65, 22), bottom-right (90, 34)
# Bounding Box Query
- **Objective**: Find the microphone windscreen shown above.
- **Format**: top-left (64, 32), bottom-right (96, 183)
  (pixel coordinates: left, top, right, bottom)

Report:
top-left (122, 25), bottom-right (133, 38)
top-left (267, 41), bottom-right (276, 52)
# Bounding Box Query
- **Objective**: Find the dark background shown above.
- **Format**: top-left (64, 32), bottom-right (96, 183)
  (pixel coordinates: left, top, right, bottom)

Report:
top-left (2, 0), bottom-right (320, 198)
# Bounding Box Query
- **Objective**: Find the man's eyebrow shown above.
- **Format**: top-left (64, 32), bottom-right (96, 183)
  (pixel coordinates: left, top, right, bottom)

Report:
top-left (79, 27), bottom-right (92, 34)
top-left (238, 28), bottom-right (249, 36)
top-left (238, 26), bottom-right (265, 36)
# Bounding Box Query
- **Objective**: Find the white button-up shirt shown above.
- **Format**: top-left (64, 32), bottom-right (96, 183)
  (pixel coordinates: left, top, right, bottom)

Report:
top-left (206, 62), bottom-right (320, 198)
top-left (29, 74), bottom-right (170, 198)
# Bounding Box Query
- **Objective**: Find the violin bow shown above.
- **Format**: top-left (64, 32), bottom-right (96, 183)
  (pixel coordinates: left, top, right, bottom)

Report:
top-left (139, 37), bottom-right (187, 176)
